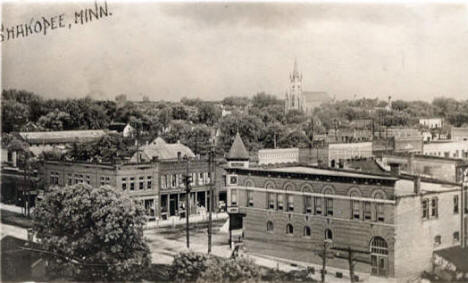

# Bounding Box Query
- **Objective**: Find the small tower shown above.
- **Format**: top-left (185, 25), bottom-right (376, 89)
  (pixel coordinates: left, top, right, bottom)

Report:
top-left (285, 59), bottom-right (303, 113)
top-left (386, 96), bottom-right (392, 111)
top-left (226, 132), bottom-right (250, 168)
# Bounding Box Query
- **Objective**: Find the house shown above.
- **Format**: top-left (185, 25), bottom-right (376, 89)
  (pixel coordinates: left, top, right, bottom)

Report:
top-left (423, 141), bottom-right (468, 159)
top-left (131, 137), bottom-right (195, 162)
top-left (419, 118), bottom-right (443, 129)
top-left (225, 164), bottom-right (466, 280)
top-left (451, 127), bottom-right (468, 142)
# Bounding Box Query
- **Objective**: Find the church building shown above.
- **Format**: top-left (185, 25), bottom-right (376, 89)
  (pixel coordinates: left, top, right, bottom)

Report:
top-left (284, 60), bottom-right (331, 115)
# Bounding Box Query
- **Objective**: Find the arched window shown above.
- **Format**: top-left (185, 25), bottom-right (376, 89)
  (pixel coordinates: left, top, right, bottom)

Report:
top-left (370, 237), bottom-right (388, 255)
top-left (349, 189), bottom-right (361, 220)
top-left (325, 229), bottom-right (333, 240)
top-left (304, 226), bottom-right (311, 237)
top-left (323, 187), bottom-right (334, 216)
top-left (245, 179), bottom-right (255, 187)
top-left (267, 221), bottom-right (274, 232)
top-left (286, 224), bottom-right (294, 235)
top-left (374, 191), bottom-right (385, 222)
top-left (265, 181), bottom-right (275, 190)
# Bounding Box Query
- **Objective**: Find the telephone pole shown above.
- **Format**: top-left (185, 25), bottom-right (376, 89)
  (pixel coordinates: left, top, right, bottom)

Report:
top-left (183, 155), bottom-right (191, 249)
top-left (208, 144), bottom-right (215, 254)
top-left (321, 239), bottom-right (332, 283)
top-left (331, 246), bottom-right (370, 283)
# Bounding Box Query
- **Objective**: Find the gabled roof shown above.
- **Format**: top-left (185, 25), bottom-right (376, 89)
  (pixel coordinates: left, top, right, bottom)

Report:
top-left (133, 137), bottom-right (195, 161)
top-left (227, 132), bottom-right (249, 160)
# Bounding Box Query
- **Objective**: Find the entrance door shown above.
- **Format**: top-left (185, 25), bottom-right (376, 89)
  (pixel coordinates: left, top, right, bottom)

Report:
top-left (169, 195), bottom-right (178, 216)
top-left (370, 237), bottom-right (388, 277)
top-left (371, 255), bottom-right (387, 277)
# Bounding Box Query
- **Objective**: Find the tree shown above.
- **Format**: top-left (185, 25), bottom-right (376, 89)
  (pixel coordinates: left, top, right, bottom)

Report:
top-left (171, 251), bottom-right (260, 283)
top-left (251, 92), bottom-right (282, 109)
top-left (197, 103), bottom-right (221, 126)
top-left (2, 100), bottom-right (30, 133)
top-left (33, 184), bottom-right (151, 281)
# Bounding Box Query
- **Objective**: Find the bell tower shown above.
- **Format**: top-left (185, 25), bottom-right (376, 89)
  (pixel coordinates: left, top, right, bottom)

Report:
top-left (285, 59), bottom-right (303, 112)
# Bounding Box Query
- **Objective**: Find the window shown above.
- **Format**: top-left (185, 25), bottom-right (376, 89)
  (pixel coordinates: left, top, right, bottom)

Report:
top-left (304, 226), bottom-right (311, 237)
top-left (268, 193), bottom-right (275, 209)
top-left (376, 203), bottom-right (384, 222)
top-left (147, 176), bottom-right (152, 189)
top-left (325, 198), bottom-right (333, 216)
top-left (286, 224), bottom-right (294, 235)
top-left (231, 189), bottom-right (237, 206)
top-left (370, 237), bottom-right (388, 255)
top-left (454, 195), bottom-right (459, 214)
top-left (267, 221), bottom-right (274, 232)
top-left (130, 177), bottom-right (135, 191)
top-left (74, 174), bottom-right (83, 184)
top-left (453, 231), bottom-right (460, 243)
top-left (171, 174), bottom-right (177, 188)
top-left (191, 173), bottom-right (196, 186)
top-left (199, 172), bottom-right (204, 185)
top-left (364, 202), bottom-right (372, 220)
top-left (85, 175), bottom-right (91, 185)
top-left (67, 173), bottom-right (73, 186)
top-left (304, 196), bottom-right (313, 214)
top-left (287, 195), bottom-right (294, 212)
top-left (138, 177), bottom-right (144, 190)
top-left (50, 171), bottom-right (59, 185)
top-left (161, 175), bottom-right (167, 189)
top-left (247, 191), bottom-right (254, 207)
top-left (325, 229), bottom-right (333, 240)
top-left (277, 194), bottom-right (284, 210)
top-left (431, 198), bottom-right (438, 218)
top-left (352, 200), bottom-right (360, 220)
top-left (100, 176), bottom-right (106, 186)
top-left (422, 199), bottom-right (429, 219)
top-left (122, 177), bottom-right (127, 190)
top-left (314, 197), bottom-right (322, 215)
top-left (434, 235), bottom-right (441, 247)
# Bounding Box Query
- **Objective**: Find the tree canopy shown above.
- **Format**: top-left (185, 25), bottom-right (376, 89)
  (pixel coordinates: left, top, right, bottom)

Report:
top-left (33, 184), bottom-right (151, 281)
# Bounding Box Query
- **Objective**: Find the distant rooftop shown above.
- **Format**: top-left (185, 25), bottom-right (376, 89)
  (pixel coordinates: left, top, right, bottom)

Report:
top-left (133, 137), bottom-right (195, 161)
top-left (269, 166), bottom-right (396, 180)
top-left (227, 132), bottom-right (249, 160)
top-left (18, 130), bottom-right (107, 145)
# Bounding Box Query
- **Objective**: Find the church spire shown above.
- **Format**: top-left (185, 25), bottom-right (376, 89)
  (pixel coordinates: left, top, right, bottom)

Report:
top-left (292, 58), bottom-right (299, 78)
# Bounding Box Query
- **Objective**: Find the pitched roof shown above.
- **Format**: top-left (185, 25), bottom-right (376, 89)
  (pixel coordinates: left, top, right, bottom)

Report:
top-left (18, 130), bottom-right (107, 145)
top-left (227, 132), bottom-right (249, 160)
top-left (302, 91), bottom-right (331, 103)
top-left (133, 137), bottom-right (195, 161)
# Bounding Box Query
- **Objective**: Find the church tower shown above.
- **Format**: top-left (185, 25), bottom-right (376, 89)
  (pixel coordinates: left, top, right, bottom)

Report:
top-left (285, 59), bottom-right (304, 113)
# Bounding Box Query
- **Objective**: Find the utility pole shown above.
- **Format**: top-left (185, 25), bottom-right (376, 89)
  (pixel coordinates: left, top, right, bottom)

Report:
top-left (183, 155), bottom-right (191, 249)
top-left (321, 239), bottom-right (332, 283)
top-left (331, 246), bottom-right (370, 283)
top-left (208, 144), bottom-right (215, 254)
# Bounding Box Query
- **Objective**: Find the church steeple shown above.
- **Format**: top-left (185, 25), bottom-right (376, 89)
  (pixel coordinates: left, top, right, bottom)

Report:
top-left (292, 58), bottom-right (300, 78)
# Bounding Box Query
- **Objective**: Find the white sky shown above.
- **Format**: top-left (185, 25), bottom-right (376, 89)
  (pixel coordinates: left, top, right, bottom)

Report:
top-left (2, 1), bottom-right (468, 102)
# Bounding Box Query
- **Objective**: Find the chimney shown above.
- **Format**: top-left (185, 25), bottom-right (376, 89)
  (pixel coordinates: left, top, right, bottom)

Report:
top-left (389, 162), bottom-right (401, 176)
top-left (414, 176), bottom-right (421, 195)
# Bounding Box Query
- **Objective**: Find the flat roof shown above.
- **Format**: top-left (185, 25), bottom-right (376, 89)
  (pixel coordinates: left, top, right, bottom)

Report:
top-left (255, 166), bottom-right (397, 180)
top-left (394, 179), bottom-right (459, 197)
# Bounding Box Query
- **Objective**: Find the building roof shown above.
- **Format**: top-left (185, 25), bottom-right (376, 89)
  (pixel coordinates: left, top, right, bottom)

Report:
top-left (227, 132), bottom-right (249, 160)
top-left (18, 130), bottom-right (107, 145)
top-left (434, 246), bottom-right (468, 273)
top-left (134, 137), bottom-right (195, 161)
top-left (303, 91), bottom-right (331, 103)
top-left (394, 178), bottom-right (459, 197)
top-left (270, 166), bottom-right (395, 180)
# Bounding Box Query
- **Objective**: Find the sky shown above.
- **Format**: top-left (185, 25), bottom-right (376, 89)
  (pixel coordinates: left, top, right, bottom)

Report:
top-left (2, 1), bottom-right (468, 102)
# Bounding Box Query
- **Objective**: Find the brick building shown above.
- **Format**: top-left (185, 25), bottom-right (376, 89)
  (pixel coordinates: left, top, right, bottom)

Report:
top-left (44, 160), bottom-right (159, 218)
top-left (158, 159), bottom-right (217, 219)
top-left (423, 141), bottom-right (468, 159)
top-left (225, 165), bottom-right (465, 279)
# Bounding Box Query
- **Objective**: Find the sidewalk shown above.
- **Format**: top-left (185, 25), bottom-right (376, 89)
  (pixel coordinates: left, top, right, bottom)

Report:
top-left (145, 212), bottom-right (228, 229)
